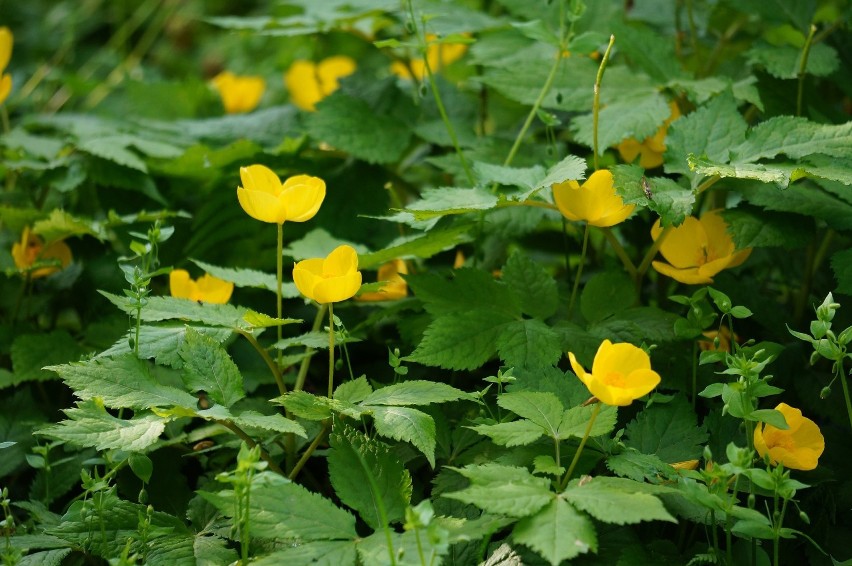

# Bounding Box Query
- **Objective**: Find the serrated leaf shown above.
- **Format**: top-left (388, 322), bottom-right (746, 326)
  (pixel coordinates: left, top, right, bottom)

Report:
top-left (190, 259), bottom-right (281, 293)
top-left (606, 450), bottom-right (672, 482)
top-left (48, 354), bottom-right (197, 410)
top-left (178, 327), bottom-right (244, 408)
top-left (731, 117), bottom-right (852, 163)
top-left (563, 477), bottom-right (676, 525)
top-left (445, 463), bottom-right (553, 517)
top-left (558, 405), bottom-right (618, 439)
top-left (831, 248), bottom-right (852, 295)
top-left (688, 155), bottom-right (791, 186)
top-left (276, 390), bottom-right (366, 421)
top-left (8, 331), bottom-right (84, 388)
top-left (78, 136), bottom-right (148, 171)
top-left (742, 182), bottom-right (852, 231)
top-left (513, 498), bottom-right (596, 565)
top-left (720, 207), bottom-right (813, 249)
top-left (747, 42), bottom-right (838, 79)
top-left (624, 397), bottom-right (708, 463)
top-left (406, 268), bottom-right (521, 317)
top-left (231, 410), bottom-right (306, 437)
top-left (282, 227), bottom-right (370, 261)
top-left (363, 380), bottom-right (475, 406)
top-left (501, 251), bottom-right (559, 319)
top-left (328, 423), bottom-right (412, 529)
top-left (402, 187), bottom-right (499, 221)
top-left (38, 401), bottom-right (164, 452)
top-left (572, 91), bottom-right (671, 154)
top-left (497, 392), bottom-right (563, 437)
top-left (496, 319), bottom-right (563, 370)
top-left (407, 310), bottom-right (515, 370)
top-left (358, 222), bottom-right (474, 269)
top-left (100, 292), bottom-right (248, 327)
top-left (590, 307), bottom-right (679, 345)
top-left (468, 419), bottom-right (545, 446)
top-left (98, 323), bottom-right (232, 368)
top-left (32, 209), bottom-right (106, 242)
top-left (334, 375), bottom-right (373, 404)
top-left (473, 161), bottom-right (546, 190)
top-left (369, 405), bottom-right (436, 467)
top-left (251, 541), bottom-right (358, 566)
top-left (580, 270), bottom-right (637, 323)
top-left (536, 154), bottom-right (587, 190)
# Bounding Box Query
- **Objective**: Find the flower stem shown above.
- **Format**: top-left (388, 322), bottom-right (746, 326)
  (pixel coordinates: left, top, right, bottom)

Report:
top-left (592, 35), bottom-right (616, 171)
top-left (796, 24), bottom-right (817, 117)
top-left (636, 224), bottom-right (672, 283)
top-left (567, 223), bottom-right (591, 319)
top-left (288, 421), bottom-right (330, 481)
top-left (294, 303), bottom-right (329, 393)
top-left (835, 358), bottom-right (852, 433)
top-left (691, 341), bottom-right (699, 411)
top-left (237, 329), bottom-right (286, 396)
top-left (276, 223), bottom-right (284, 372)
top-left (601, 227), bottom-right (637, 278)
top-left (560, 403), bottom-right (601, 490)
top-left (327, 303), bottom-right (335, 398)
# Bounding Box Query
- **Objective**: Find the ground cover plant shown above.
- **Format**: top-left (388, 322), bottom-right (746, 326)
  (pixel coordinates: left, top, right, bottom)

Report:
top-left (0, 0), bottom-right (851, 564)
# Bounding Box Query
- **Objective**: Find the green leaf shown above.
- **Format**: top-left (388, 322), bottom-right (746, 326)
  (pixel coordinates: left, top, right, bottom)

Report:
top-left (606, 450), bottom-right (672, 482)
top-left (282, 227), bottom-right (370, 261)
top-left (128, 453), bottom-right (153, 483)
top-left (369, 406), bottom-right (437, 467)
top-left (77, 136), bottom-right (148, 172)
top-left (190, 259), bottom-right (281, 293)
top-left (536, 154), bottom-right (587, 190)
top-left (750, 408), bottom-right (788, 429)
top-left (501, 251), bottom-right (559, 319)
top-left (497, 392), bottom-right (563, 437)
top-left (688, 155), bottom-right (791, 186)
top-left (624, 396), bottom-right (708, 463)
top-left (558, 405), bottom-right (618, 439)
top-left (590, 307), bottom-right (679, 345)
top-left (231, 410), bottom-right (307, 437)
top-left (513, 498), bottom-right (596, 565)
top-left (742, 182), bottom-right (852, 231)
top-left (406, 268), bottom-right (521, 317)
top-left (46, 353), bottom-right (198, 410)
top-left (100, 292), bottom-right (248, 328)
top-left (8, 331), bottom-right (84, 388)
top-left (407, 310), bottom-right (515, 370)
top-left (732, 117), bottom-right (852, 163)
top-left (563, 477), bottom-right (676, 524)
top-left (831, 249), bottom-right (852, 295)
top-left (308, 91), bottom-right (411, 164)
top-left (612, 21), bottom-right (685, 82)
top-left (328, 423), bottom-right (412, 529)
top-left (32, 209), bottom-right (106, 242)
top-left (277, 391), bottom-right (366, 421)
top-left (402, 187), bottom-right (499, 221)
top-left (733, 0), bottom-right (815, 31)
top-left (0, 391), bottom-right (45, 477)
top-left (363, 380), bottom-right (475, 406)
top-left (612, 165), bottom-right (695, 226)
top-left (358, 222), bottom-right (475, 269)
top-left (580, 270), bottom-right (637, 323)
top-left (572, 91), bottom-right (671, 154)
top-left (333, 375), bottom-right (373, 404)
top-left (720, 207), bottom-right (813, 249)
top-left (98, 323), bottom-right (232, 368)
top-left (177, 327), bottom-right (244, 408)
top-left (468, 419), bottom-right (545, 447)
top-left (473, 161), bottom-right (546, 190)
top-left (747, 42), bottom-right (838, 79)
top-left (444, 464), bottom-right (553, 517)
top-left (38, 401), bottom-right (164, 452)
top-left (496, 319), bottom-right (563, 370)
top-left (251, 541), bottom-right (358, 566)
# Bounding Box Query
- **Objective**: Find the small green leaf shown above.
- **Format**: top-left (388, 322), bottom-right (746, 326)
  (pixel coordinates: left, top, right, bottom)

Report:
top-left (369, 406), bottom-right (437, 467)
top-left (468, 419), bottom-right (545, 447)
top-left (407, 310), bottom-right (515, 370)
top-left (624, 396), bottom-right (708, 463)
top-left (178, 327), bottom-right (244, 408)
top-left (513, 498), bottom-right (596, 565)
top-left (558, 405), bottom-right (618, 439)
top-left (496, 319), bottom-right (563, 370)
top-left (749, 409), bottom-right (788, 429)
top-left (38, 401), bottom-right (164, 452)
top-left (563, 477), bottom-right (676, 524)
top-left (444, 463), bottom-right (553, 518)
top-left (334, 376), bottom-right (373, 404)
top-left (497, 392), bottom-right (563, 437)
top-left (128, 453), bottom-right (154, 483)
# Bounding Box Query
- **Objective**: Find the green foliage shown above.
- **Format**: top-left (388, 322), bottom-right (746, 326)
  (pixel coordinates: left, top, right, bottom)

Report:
top-left (624, 397), bottom-right (709, 463)
top-left (38, 401), bottom-right (165, 452)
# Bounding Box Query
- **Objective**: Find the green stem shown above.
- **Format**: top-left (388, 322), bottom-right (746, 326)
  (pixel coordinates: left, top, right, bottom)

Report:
top-left (276, 223), bottom-right (284, 372)
top-left (696, 174), bottom-right (721, 194)
top-left (636, 225), bottom-right (671, 282)
top-left (288, 421), bottom-right (330, 481)
top-left (414, 527), bottom-right (427, 566)
top-left (294, 303), bottom-right (329, 393)
top-left (218, 420), bottom-right (284, 476)
top-left (773, 497), bottom-right (789, 566)
top-left (567, 223), bottom-right (591, 319)
top-left (237, 329), bottom-right (286, 397)
top-left (691, 341), bottom-right (699, 411)
top-left (796, 25), bottom-right (817, 117)
top-left (601, 227), bottom-right (637, 278)
top-left (327, 303), bottom-right (335, 398)
top-left (592, 35), bottom-right (616, 171)
top-left (835, 358), bottom-right (852, 433)
top-left (353, 439), bottom-right (397, 565)
top-left (560, 403), bottom-right (601, 490)
top-left (726, 475), bottom-right (741, 566)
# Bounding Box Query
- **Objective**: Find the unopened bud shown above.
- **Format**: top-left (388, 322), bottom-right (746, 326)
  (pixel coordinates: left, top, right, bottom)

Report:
top-left (799, 511), bottom-right (810, 525)
top-left (820, 386), bottom-right (832, 399)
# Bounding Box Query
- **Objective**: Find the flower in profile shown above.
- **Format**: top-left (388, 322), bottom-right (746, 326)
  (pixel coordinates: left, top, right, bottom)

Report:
top-left (651, 210), bottom-right (751, 285)
top-left (169, 270), bottom-right (234, 304)
top-left (237, 165), bottom-right (325, 225)
top-left (357, 259), bottom-right (408, 302)
top-left (293, 245), bottom-right (362, 304)
top-left (754, 403), bottom-right (824, 471)
top-left (616, 101), bottom-right (681, 169)
top-left (390, 34), bottom-right (468, 81)
top-left (211, 71), bottom-right (265, 114)
top-left (568, 339), bottom-right (661, 406)
top-left (552, 169), bottom-right (634, 228)
top-left (284, 56), bottom-right (357, 112)
top-left (0, 27), bottom-right (12, 105)
top-left (12, 227), bottom-right (72, 279)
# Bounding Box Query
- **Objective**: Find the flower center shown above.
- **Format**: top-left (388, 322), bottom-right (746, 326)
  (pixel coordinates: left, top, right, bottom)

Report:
top-left (601, 371), bottom-right (626, 388)
top-left (764, 429), bottom-right (796, 451)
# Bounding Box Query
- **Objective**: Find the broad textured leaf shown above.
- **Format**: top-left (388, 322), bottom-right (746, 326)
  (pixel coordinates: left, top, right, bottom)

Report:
top-left (100, 292), bottom-right (247, 327)
top-left (558, 405), bottom-right (618, 439)
top-left (369, 405), bottom-right (437, 466)
top-left (496, 319), bottom-right (563, 369)
top-left (46, 354), bottom-right (197, 410)
top-left (606, 450), bottom-right (673, 482)
top-left (497, 392), bottom-right (563, 437)
top-left (98, 323), bottom-right (232, 368)
top-left (333, 375), bottom-right (373, 403)
top-left (252, 541), bottom-right (357, 566)
top-left (444, 463), bottom-right (552, 517)
top-left (282, 227), bottom-right (370, 260)
top-left (513, 498), bottom-right (596, 565)
top-left (831, 248), bottom-right (852, 295)
top-left (406, 268), bottom-right (521, 317)
top-left (721, 207), bottom-right (813, 249)
top-left (8, 331), bottom-right (83, 388)
top-left (535, 154), bottom-right (587, 192)
top-left (747, 42), bottom-right (839, 79)
top-left (191, 259), bottom-right (281, 293)
top-left (468, 419), bottom-right (545, 447)
top-left (572, 91), bottom-right (671, 154)
top-left (32, 209), bottom-right (106, 242)
top-left (742, 182), bottom-right (852, 231)
top-left (613, 165), bottom-right (695, 226)
top-left (688, 155), bottom-right (793, 186)
top-left (580, 271), bottom-right (637, 323)
top-left (403, 187), bottom-right (499, 220)
top-left (39, 401), bottom-right (164, 452)
top-left (563, 477), bottom-right (676, 524)
top-left (231, 410), bottom-right (306, 437)
top-left (732, 117), bottom-right (852, 162)
top-left (624, 397), bottom-right (708, 463)
top-left (0, 391), bottom-right (47, 477)
top-left (407, 310), bottom-right (515, 370)
top-left (590, 307), bottom-right (679, 345)
top-left (358, 222), bottom-right (475, 269)
top-left (501, 251), bottom-right (559, 319)
top-left (363, 380), bottom-right (475, 406)
top-left (733, 0), bottom-right (815, 31)
top-left (276, 390), bottom-right (366, 421)
top-left (17, 549), bottom-right (71, 566)
top-left (473, 162), bottom-right (546, 190)
top-left (178, 327), bottom-right (244, 407)
top-left (328, 424), bottom-right (412, 529)
top-left (78, 136), bottom-right (148, 171)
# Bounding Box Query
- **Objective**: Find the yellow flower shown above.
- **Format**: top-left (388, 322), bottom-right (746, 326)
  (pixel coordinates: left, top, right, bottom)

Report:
top-left (568, 339), bottom-right (661, 406)
top-left (11, 227), bottom-right (72, 279)
top-left (616, 101), bottom-right (681, 169)
top-left (0, 27), bottom-right (13, 105)
top-left (293, 245), bottom-right (362, 304)
top-left (211, 71), bottom-right (265, 114)
top-left (552, 169), bottom-right (635, 228)
top-left (670, 459), bottom-right (699, 471)
top-left (169, 270), bottom-right (234, 304)
top-left (754, 403), bottom-right (824, 471)
top-left (651, 210), bottom-right (751, 285)
top-left (284, 56), bottom-right (357, 112)
top-left (391, 34), bottom-right (468, 81)
top-left (237, 164), bottom-right (326, 225)
top-left (357, 259), bottom-right (408, 301)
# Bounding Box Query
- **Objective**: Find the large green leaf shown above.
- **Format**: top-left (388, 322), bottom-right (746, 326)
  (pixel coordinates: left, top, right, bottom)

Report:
top-left (407, 309), bottom-right (516, 370)
top-left (468, 419), bottom-right (546, 447)
top-left (358, 222), bottom-right (475, 269)
top-left (572, 91), bottom-right (671, 154)
top-left (444, 464), bottom-right (552, 517)
top-left (501, 251), bottom-right (559, 319)
top-left (557, 405), bottom-right (618, 439)
top-left (731, 117), bottom-right (852, 163)
top-left (580, 270), bottom-right (637, 324)
top-left (252, 541), bottom-right (358, 566)
top-left (406, 268), bottom-right (521, 317)
top-left (7, 331), bottom-right (84, 388)
top-left (98, 323), bottom-right (232, 368)
top-left (363, 381), bottom-right (476, 406)
top-left (39, 401), bottom-right (164, 452)
top-left (328, 424), bottom-right (412, 529)
top-left (624, 396), bottom-right (708, 463)
top-left (721, 206), bottom-right (814, 249)
top-left (513, 498), bottom-right (596, 565)
top-left (369, 405), bottom-right (437, 467)
top-left (831, 248), bottom-right (852, 295)
top-left (496, 319), bottom-right (563, 369)
top-left (747, 42), bottom-right (839, 79)
top-left (497, 392), bottom-right (563, 438)
top-left (562, 477), bottom-right (676, 525)
top-left (178, 327), bottom-right (244, 408)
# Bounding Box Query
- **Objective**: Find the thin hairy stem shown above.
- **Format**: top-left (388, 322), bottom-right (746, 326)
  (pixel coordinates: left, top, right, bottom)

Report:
top-left (567, 224), bottom-right (591, 319)
top-left (592, 35), bottom-right (616, 171)
top-left (796, 25), bottom-right (817, 117)
top-left (560, 403), bottom-right (601, 490)
top-left (236, 329), bottom-right (287, 396)
top-left (218, 420), bottom-right (284, 476)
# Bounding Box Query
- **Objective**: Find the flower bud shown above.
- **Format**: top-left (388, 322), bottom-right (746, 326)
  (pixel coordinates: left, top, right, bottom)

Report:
top-left (799, 511), bottom-right (810, 525)
top-left (820, 386), bottom-right (832, 399)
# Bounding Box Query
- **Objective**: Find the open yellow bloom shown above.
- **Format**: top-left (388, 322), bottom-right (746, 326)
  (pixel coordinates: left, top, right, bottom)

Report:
top-left (616, 101), bottom-right (681, 169)
top-left (169, 270), bottom-right (234, 304)
top-left (651, 210), bottom-right (751, 285)
top-left (754, 403), bottom-right (824, 471)
top-left (568, 339), bottom-right (661, 406)
top-left (0, 27), bottom-right (13, 105)
top-left (552, 169), bottom-right (634, 228)
top-left (391, 34), bottom-right (468, 81)
top-left (12, 227), bottom-right (72, 279)
top-left (237, 165), bottom-right (325, 224)
top-left (284, 56), bottom-right (357, 112)
top-left (293, 245), bottom-right (362, 304)
top-left (357, 259), bottom-right (408, 301)
top-left (211, 71), bottom-right (265, 114)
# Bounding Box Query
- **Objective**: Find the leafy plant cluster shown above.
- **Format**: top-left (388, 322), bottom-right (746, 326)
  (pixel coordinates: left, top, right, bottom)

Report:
top-left (0, 0), bottom-right (851, 565)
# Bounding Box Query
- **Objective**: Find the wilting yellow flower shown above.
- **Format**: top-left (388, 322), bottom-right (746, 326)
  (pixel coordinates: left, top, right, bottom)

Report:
top-left (293, 245), bottom-right (362, 304)
top-left (12, 227), bottom-right (72, 279)
top-left (0, 27), bottom-right (13, 105)
top-left (552, 169), bottom-right (634, 228)
top-left (284, 56), bottom-right (357, 112)
top-left (169, 270), bottom-right (234, 304)
top-left (699, 326), bottom-right (737, 353)
top-left (670, 459), bottom-right (699, 471)
top-left (391, 34), bottom-right (468, 81)
top-left (357, 259), bottom-right (408, 301)
top-left (237, 165), bottom-right (325, 225)
top-left (617, 101), bottom-right (681, 169)
top-left (568, 339), bottom-right (661, 406)
top-left (211, 71), bottom-right (265, 114)
top-left (754, 403), bottom-right (824, 471)
top-left (651, 210), bottom-right (751, 285)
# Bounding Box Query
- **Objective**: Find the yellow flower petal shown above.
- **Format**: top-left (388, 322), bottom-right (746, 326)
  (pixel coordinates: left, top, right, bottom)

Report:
top-left (656, 217), bottom-right (708, 269)
top-left (169, 269), bottom-right (194, 299)
top-left (553, 170), bottom-right (632, 227)
top-left (317, 56), bottom-right (357, 94)
top-left (237, 166), bottom-right (326, 224)
top-left (170, 270), bottom-right (233, 303)
top-left (594, 341), bottom-right (651, 376)
top-left (240, 164), bottom-right (281, 195)
top-left (570, 340), bottom-right (660, 406)
top-left (616, 138), bottom-right (642, 164)
top-left (293, 245), bottom-right (362, 304)
top-left (285, 56), bottom-right (356, 112)
top-left (357, 259), bottom-right (408, 301)
top-left (0, 27), bottom-right (12, 73)
top-left (323, 244), bottom-right (359, 277)
top-left (753, 403), bottom-right (824, 471)
top-left (279, 175), bottom-right (325, 222)
top-left (12, 227), bottom-right (72, 279)
top-left (237, 186), bottom-right (288, 224)
top-left (312, 272), bottom-right (363, 304)
top-left (212, 71), bottom-right (265, 114)
top-left (0, 75), bottom-right (11, 105)
top-left (651, 260), bottom-right (712, 285)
